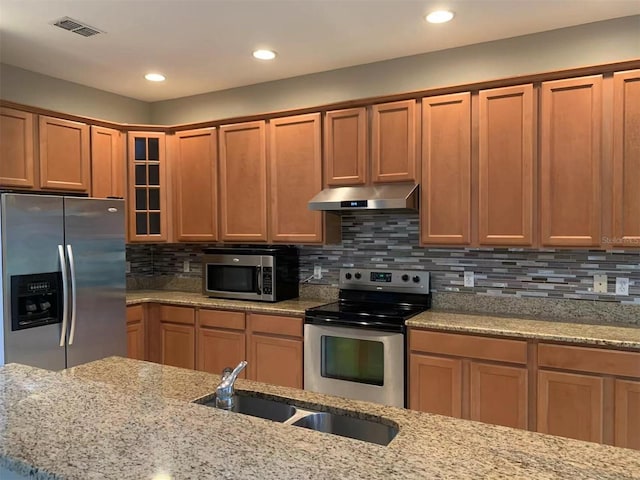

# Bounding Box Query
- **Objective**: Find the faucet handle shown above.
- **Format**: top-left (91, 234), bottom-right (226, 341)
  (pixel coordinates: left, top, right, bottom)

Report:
top-left (216, 360), bottom-right (248, 410)
top-left (221, 366), bottom-right (233, 379)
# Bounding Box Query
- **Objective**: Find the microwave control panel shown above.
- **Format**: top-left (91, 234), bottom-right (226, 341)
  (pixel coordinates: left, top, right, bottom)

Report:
top-left (262, 267), bottom-right (273, 295)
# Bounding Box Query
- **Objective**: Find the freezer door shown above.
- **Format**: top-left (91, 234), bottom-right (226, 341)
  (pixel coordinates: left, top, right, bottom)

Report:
top-left (0, 194), bottom-right (67, 369)
top-left (63, 197), bottom-right (126, 367)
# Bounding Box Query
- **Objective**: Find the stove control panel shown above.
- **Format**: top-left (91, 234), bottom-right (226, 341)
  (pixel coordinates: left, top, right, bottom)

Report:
top-left (340, 268), bottom-right (429, 293)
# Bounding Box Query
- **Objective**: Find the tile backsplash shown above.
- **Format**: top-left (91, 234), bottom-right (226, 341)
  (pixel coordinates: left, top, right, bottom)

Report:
top-left (126, 212), bottom-right (640, 305)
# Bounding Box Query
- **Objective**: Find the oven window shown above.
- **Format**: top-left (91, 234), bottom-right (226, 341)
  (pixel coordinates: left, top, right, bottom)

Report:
top-left (207, 265), bottom-right (257, 293)
top-left (320, 336), bottom-right (384, 386)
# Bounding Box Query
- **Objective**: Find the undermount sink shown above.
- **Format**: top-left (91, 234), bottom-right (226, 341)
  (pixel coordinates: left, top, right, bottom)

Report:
top-left (194, 391), bottom-right (398, 446)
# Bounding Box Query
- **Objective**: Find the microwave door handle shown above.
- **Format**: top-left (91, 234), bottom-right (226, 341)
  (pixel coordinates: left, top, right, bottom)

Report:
top-left (256, 266), bottom-right (262, 295)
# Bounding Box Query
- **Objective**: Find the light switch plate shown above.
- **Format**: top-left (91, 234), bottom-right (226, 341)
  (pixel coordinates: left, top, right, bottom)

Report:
top-left (125, 261), bottom-right (131, 274)
top-left (313, 265), bottom-right (322, 280)
top-left (615, 277), bottom-right (630, 296)
top-left (464, 271), bottom-right (475, 288)
top-left (593, 274), bottom-right (607, 294)
top-left (183, 260), bottom-right (190, 273)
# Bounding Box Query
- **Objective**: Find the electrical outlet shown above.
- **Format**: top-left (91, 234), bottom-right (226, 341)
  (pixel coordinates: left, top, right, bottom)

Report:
top-left (593, 274), bottom-right (607, 294)
top-left (616, 277), bottom-right (630, 296)
top-left (125, 261), bottom-right (131, 274)
top-left (313, 265), bottom-right (322, 280)
top-left (183, 260), bottom-right (190, 273)
top-left (463, 271), bottom-right (475, 288)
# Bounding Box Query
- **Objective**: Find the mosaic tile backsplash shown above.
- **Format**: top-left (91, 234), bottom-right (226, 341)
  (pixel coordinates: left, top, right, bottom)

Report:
top-left (126, 212), bottom-right (640, 305)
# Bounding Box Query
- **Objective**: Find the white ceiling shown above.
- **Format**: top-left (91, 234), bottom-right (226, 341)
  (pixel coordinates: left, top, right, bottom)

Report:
top-left (0, 0), bottom-right (639, 102)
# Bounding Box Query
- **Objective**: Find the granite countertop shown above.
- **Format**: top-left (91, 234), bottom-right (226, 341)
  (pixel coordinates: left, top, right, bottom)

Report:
top-left (1, 356), bottom-right (639, 480)
top-left (407, 311), bottom-right (640, 351)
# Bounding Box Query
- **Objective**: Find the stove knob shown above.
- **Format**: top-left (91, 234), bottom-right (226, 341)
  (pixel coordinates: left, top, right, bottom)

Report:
top-left (355, 272), bottom-right (362, 279)
top-left (401, 274), bottom-right (409, 282)
top-left (413, 275), bottom-right (421, 283)
top-left (345, 273), bottom-right (352, 280)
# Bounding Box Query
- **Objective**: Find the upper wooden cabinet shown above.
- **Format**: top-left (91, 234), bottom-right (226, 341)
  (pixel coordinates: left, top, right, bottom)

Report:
top-left (219, 121), bottom-right (268, 242)
top-left (540, 75), bottom-right (603, 247)
top-left (173, 128), bottom-right (218, 242)
top-left (39, 116), bottom-right (90, 193)
top-left (478, 84), bottom-right (535, 246)
top-left (324, 107), bottom-right (367, 186)
top-left (0, 107), bottom-right (36, 189)
top-left (612, 69), bottom-right (640, 248)
top-left (371, 100), bottom-right (418, 183)
top-left (91, 126), bottom-right (124, 199)
top-left (127, 132), bottom-right (168, 242)
top-left (420, 92), bottom-right (472, 245)
top-left (269, 113), bottom-right (323, 243)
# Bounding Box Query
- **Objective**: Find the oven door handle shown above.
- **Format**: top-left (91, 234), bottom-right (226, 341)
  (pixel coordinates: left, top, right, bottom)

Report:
top-left (304, 315), bottom-right (403, 333)
top-left (256, 266), bottom-right (262, 295)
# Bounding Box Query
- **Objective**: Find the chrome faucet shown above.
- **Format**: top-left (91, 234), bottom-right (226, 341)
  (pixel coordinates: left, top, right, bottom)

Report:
top-left (215, 360), bottom-right (248, 410)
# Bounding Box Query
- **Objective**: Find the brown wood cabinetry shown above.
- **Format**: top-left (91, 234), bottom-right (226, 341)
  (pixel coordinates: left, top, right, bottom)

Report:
top-left (478, 84), bottom-right (535, 246)
top-left (39, 116), bottom-right (90, 193)
top-left (219, 121), bottom-right (268, 242)
top-left (0, 107), bottom-right (36, 189)
top-left (173, 128), bottom-right (218, 242)
top-left (91, 126), bottom-right (124, 199)
top-left (197, 309), bottom-right (246, 376)
top-left (126, 305), bottom-right (145, 361)
top-left (540, 75), bottom-right (603, 247)
top-left (269, 113), bottom-right (323, 243)
top-left (246, 313), bottom-right (303, 389)
top-left (158, 305), bottom-right (195, 369)
top-left (324, 107), bottom-right (367, 186)
top-left (612, 69), bottom-right (640, 248)
top-left (537, 343), bottom-right (640, 448)
top-left (128, 132), bottom-right (168, 242)
top-left (421, 93), bottom-right (472, 245)
top-left (409, 329), bottom-right (529, 429)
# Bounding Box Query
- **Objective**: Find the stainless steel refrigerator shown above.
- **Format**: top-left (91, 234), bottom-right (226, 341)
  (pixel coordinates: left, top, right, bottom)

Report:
top-left (0, 193), bottom-right (127, 370)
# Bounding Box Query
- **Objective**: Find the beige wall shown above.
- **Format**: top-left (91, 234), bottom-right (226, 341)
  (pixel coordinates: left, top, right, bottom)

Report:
top-left (150, 15), bottom-right (640, 125)
top-left (0, 64), bottom-right (150, 124)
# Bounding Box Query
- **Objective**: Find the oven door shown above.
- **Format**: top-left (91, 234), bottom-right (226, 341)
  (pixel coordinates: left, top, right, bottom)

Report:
top-left (303, 323), bottom-right (405, 408)
top-left (203, 254), bottom-right (272, 301)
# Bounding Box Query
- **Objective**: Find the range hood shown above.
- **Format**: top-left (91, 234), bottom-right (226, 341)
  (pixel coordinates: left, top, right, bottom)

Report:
top-left (308, 183), bottom-right (419, 211)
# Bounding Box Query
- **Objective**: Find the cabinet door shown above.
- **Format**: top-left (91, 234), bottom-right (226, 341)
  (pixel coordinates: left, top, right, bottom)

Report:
top-left (540, 75), bottom-right (602, 247)
top-left (39, 116), bottom-right (90, 192)
top-left (247, 334), bottom-right (303, 389)
top-left (91, 126), bottom-right (124, 199)
top-left (421, 92), bottom-right (472, 245)
top-left (612, 69), bottom-right (640, 248)
top-left (160, 322), bottom-right (195, 369)
top-left (269, 113), bottom-right (323, 243)
top-left (409, 353), bottom-right (462, 417)
top-left (537, 370), bottom-right (603, 443)
top-left (479, 84), bottom-right (535, 246)
top-left (615, 379), bottom-right (640, 450)
top-left (128, 133), bottom-right (168, 242)
top-left (219, 121), bottom-right (268, 242)
top-left (174, 128), bottom-right (218, 241)
top-left (126, 305), bottom-right (145, 361)
top-left (324, 107), bottom-right (367, 186)
top-left (197, 327), bottom-right (246, 376)
top-left (371, 100), bottom-right (417, 183)
top-left (0, 107), bottom-right (35, 189)
top-left (470, 362), bottom-right (528, 429)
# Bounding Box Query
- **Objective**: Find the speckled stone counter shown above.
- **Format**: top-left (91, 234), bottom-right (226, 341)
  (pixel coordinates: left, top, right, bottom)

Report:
top-left (407, 311), bottom-right (640, 351)
top-left (126, 290), bottom-right (327, 316)
top-left (1, 357), bottom-right (639, 479)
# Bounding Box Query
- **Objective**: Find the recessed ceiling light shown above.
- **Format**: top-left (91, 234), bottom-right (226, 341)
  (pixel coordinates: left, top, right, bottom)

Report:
top-left (145, 73), bottom-right (166, 82)
top-left (426, 10), bottom-right (454, 24)
top-left (253, 49), bottom-right (277, 60)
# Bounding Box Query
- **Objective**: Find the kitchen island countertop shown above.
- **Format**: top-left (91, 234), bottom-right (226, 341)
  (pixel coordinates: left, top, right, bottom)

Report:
top-left (1, 356), bottom-right (639, 479)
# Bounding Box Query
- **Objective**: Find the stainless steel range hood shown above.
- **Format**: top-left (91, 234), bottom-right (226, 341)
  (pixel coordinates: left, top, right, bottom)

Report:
top-left (308, 183), bottom-right (419, 211)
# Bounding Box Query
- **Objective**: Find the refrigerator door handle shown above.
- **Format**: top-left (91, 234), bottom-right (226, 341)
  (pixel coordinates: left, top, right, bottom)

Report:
top-left (58, 245), bottom-right (70, 347)
top-left (67, 244), bottom-right (78, 345)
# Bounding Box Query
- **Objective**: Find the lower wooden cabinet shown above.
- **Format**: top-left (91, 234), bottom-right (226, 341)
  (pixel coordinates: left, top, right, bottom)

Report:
top-left (126, 305), bottom-right (145, 361)
top-left (615, 379), bottom-right (640, 450)
top-left (158, 305), bottom-right (195, 370)
top-left (197, 309), bottom-right (246, 376)
top-left (409, 354), bottom-right (462, 418)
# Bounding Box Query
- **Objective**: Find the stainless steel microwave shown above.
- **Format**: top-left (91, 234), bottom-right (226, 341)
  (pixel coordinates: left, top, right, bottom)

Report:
top-left (202, 246), bottom-right (299, 302)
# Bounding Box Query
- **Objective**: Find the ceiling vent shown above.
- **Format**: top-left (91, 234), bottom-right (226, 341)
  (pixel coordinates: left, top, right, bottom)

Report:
top-left (52, 17), bottom-right (103, 37)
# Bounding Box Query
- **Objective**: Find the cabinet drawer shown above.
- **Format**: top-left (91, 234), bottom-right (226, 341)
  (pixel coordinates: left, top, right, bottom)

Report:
top-left (538, 343), bottom-right (640, 378)
top-left (158, 305), bottom-right (195, 325)
top-left (409, 329), bottom-right (528, 364)
top-left (199, 309), bottom-right (245, 330)
top-left (247, 313), bottom-right (303, 338)
top-left (126, 305), bottom-right (143, 324)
